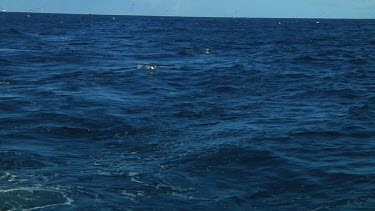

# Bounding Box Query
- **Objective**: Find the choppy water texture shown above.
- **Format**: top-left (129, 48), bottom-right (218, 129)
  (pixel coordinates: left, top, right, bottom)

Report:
top-left (0, 12), bottom-right (375, 210)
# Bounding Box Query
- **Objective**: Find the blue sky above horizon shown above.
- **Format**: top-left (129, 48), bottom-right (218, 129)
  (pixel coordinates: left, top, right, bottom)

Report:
top-left (1, 0), bottom-right (374, 19)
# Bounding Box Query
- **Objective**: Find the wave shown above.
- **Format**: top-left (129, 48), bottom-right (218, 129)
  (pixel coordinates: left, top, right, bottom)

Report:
top-left (347, 104), bottom-right (374, 120)
top-left (0, 150), bottom-right (47, 170)
top-left (0, 187), bottom-right (73, 210)
top-left (290, 130), bottom-right (345, 138)
top-left (349, 57), bottom-right (367, 65)
top-left (1, 13), bottom-right (374, 210)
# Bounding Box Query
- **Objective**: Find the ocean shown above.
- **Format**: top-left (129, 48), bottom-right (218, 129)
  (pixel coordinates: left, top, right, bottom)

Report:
top-left (0, 12), bottom-right (374, 210)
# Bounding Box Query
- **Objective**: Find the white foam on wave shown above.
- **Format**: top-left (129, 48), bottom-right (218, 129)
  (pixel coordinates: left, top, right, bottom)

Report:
top-left (0, 187), bottom-right (74, 211)
top-left (120, 190), bottom-right (138, 202)
top-left (0, 172), bottom-right (17, 181)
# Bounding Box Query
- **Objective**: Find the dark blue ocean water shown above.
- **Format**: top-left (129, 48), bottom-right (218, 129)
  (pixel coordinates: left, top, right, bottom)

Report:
top-left (0, 12), bottom-right (374, 210)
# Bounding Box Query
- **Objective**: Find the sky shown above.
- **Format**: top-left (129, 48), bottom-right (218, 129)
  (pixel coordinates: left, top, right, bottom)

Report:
top-left (0, 0), bottom-right (374, 19)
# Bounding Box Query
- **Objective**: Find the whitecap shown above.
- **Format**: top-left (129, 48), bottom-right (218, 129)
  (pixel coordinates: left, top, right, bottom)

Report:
top-left (0, 172), bottom-right (17, 181)
top-left (0, 187), bottom-right (73, 210)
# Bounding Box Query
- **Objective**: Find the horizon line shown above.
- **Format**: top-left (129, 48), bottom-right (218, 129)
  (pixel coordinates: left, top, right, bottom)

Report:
top-left (1, 11), bottom-right (374, 20)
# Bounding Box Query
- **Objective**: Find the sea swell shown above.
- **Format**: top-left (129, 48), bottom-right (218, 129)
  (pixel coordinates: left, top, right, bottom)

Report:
top-left (0, 13), bottom-right (374, 210)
